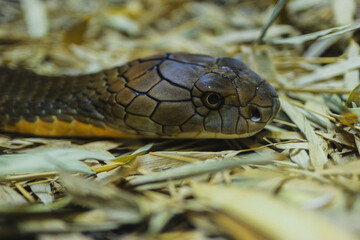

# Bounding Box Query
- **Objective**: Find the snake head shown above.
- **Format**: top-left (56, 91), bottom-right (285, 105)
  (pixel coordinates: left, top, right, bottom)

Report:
top-left (189, 56), bottom-right (280, 138)
top-left (108, 53), bottom-right (279, 138)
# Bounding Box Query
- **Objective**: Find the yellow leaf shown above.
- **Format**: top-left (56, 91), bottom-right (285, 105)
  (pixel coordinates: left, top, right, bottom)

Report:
top-left (62, 16), bottom-right (91, 45)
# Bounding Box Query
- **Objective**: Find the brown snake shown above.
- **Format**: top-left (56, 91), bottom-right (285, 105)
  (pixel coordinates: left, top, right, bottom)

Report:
top-left (0, 53), bottom-right (280, 138)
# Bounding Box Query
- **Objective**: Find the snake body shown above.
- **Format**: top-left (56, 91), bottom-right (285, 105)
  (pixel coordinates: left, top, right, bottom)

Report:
top-left (0, 53), bottom-right (280, 138)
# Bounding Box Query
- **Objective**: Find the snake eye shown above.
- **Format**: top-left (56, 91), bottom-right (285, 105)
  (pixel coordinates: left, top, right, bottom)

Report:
top-left (250, 106), bottom-right (261, 122)
top-left (202, 92), bottom-right (223, 109)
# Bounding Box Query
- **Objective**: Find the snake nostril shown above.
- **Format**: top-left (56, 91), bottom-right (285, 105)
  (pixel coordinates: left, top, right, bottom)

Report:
top-left (250, 106), bottom-right (261, 122)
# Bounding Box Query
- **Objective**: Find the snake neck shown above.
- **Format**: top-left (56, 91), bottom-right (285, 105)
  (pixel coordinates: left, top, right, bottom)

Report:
top-left (0, 65), bottom-right (141, 137)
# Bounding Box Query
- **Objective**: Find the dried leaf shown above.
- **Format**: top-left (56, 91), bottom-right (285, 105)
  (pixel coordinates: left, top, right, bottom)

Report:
top-left (269, 22), bottom-right (360, 45)
top-left (0, 148), bottom-right (114, 176)
top-left (192, 183), bottom-right (357, 240)
top-left (129, 152), bottom-right (285, 186)
top-left (280, 96), bottom-right (328, 169)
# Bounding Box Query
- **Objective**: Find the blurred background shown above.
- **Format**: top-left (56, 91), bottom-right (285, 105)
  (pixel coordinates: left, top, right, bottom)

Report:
top-left (0, 0), bottom-right (356, 74)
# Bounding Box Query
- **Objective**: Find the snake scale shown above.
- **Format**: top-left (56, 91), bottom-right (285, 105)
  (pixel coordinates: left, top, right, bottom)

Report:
top-left (0, 53), bottom-right (280, 138)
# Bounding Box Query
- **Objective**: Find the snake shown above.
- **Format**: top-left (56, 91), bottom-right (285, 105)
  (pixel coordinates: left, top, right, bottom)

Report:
top-left (0, 53), bottom-right (280, 138)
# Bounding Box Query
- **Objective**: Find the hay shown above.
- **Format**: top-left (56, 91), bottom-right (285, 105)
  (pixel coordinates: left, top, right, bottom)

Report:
top-left (1, 0), bottom-right (360, 239)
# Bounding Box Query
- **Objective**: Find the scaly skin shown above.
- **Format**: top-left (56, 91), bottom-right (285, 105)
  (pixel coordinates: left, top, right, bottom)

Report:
top-left (0, 53), bottom-right (280, 138)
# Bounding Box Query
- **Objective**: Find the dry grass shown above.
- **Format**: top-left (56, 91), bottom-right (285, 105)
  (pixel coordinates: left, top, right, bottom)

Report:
top-left (1, 0), bottom-right (360, 239)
